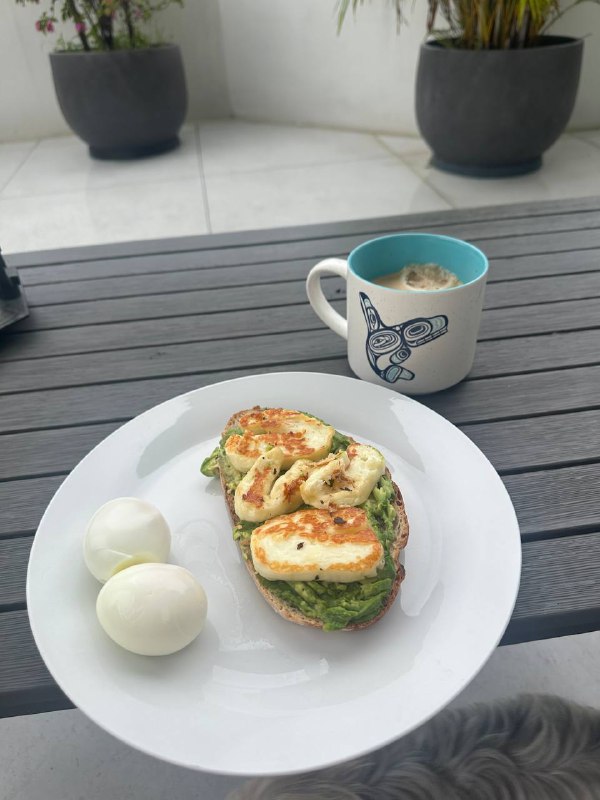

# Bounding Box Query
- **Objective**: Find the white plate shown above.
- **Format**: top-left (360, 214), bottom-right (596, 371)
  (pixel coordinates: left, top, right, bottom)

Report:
top-left (27, 372), bottom-right (521, 776)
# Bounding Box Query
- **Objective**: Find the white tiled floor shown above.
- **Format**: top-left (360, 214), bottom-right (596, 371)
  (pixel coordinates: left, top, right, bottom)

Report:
top-left (2, 119), bottom-right (600, 252)
top-left (1, 119), bottom-right (599, 798)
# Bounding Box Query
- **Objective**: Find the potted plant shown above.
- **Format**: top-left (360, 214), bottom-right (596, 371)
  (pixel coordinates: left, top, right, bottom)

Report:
top-left (338, 1), bottom-right (597, 176)
top-left (17, 0), bottom-right (188, 159)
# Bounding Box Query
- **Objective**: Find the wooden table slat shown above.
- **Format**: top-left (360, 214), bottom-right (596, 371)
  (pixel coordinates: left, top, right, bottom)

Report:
top-left (0, 610), bottom-right (73, 717)
top-left (11, 278), bottom-right (344, 333)
top-left (0, 538), bottom-right (30, 610)
top-left (503, 463), bottom-right (600, 538)
top-left (8, 281), bottom-right (598, 348)
top-left (0, 328), bottom-right (349, 395)
top-left (426, 365), bottom-right (600, 423)
top-left (463, 409), bottom-right (600, 474)
top-left (2, 308), bottom-right (600, 400)
top-left (16, 243), bottom-right (600, 292)
top-left (470, 329), bottom-right (600, 379)
top-left (0, 302), bottom-right (339, 363)
top-left (478, 297), bottom-right (600, 340)
top-left (3, 299), bottom-right (600, 375)
top-left (19, 256), bottom-right (600, 311)
top-left (0, 476), bottom-right (64, 539)
top-left (503, 531), bottom-right (600, 644)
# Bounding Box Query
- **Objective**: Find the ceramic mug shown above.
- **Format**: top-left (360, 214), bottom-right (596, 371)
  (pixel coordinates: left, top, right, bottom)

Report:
top-left (306, 233), bottom-right (488, 394)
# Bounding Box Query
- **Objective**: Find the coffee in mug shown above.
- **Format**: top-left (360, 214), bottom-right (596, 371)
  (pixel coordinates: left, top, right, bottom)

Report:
top-left (373, 263), bottom-right (462, 292)
top-left (306, 233), bottom-right (488, 395)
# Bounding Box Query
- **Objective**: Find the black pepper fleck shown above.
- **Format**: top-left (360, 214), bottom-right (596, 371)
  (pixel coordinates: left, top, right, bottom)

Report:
top-left (297, 542), bottom-right (304, 549)
top-left (333, 516), bottom-right (345, 525)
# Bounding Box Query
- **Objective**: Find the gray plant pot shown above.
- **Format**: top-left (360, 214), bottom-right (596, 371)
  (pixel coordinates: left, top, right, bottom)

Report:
top-left (50, 45), bottom-right (188, 160)
top-left (415, 36), bottom-right (583, 177)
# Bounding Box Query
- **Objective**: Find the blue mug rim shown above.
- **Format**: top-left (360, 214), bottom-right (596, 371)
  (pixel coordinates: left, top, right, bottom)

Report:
top-left (347, 232), bottom-right (489, 294)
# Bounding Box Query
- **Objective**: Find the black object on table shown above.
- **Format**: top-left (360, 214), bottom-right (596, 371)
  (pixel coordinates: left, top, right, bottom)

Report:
top-left (0, 249), bottom-right (29, 331)
top-left (1, 196), bottom-right (599, 718)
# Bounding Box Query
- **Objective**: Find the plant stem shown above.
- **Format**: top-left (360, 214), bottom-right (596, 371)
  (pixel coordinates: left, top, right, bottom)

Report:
top-left (122, 0), bottom-right (135, 48)
top-left (99, 14), bottom-right (114, 49)
top-left (67, 0), bottom-right (91, 50)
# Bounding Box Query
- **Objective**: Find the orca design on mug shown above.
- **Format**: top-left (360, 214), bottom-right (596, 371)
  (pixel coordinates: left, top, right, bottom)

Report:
top-left (359, 291), bottom-right (449, 383)
top-left (306, 233), bottom-right (488, 395)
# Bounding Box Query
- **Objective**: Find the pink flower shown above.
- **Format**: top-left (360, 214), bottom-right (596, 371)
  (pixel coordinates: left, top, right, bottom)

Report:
top-left (35, 20), bottom-right (42, 30)
top-left (46, 20), bottom-right (55, 32)
top-left (75, 21), bottom-right (86, 33)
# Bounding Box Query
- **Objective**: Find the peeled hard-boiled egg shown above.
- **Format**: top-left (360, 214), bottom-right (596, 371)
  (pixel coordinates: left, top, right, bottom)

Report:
top-left (83, 497), bottom-right (171, 583)
top-left (96, 563), bottom-right (208, 656)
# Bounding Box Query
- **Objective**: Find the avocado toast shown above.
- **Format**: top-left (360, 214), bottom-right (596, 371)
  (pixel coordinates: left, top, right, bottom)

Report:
top-left (201, 407), bottom-right (409, 631)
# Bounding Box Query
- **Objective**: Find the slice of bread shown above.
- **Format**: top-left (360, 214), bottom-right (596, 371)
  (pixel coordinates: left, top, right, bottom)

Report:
top-left (214, 408), bottom-right (409, 631)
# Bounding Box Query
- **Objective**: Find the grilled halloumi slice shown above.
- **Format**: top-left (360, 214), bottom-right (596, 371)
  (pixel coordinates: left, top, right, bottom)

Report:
top-left (224, 408), bottom-right (334, 472)
top-left (234, 447), bottom-right (327, 523)
top-left (251, 507), bottom-right (384, 583)
top-left (301, 443), bottom-right (386, 509)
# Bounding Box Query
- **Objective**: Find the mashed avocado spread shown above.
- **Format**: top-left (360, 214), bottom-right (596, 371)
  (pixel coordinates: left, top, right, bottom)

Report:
top-left (200, 428), bottom-right (398, 630)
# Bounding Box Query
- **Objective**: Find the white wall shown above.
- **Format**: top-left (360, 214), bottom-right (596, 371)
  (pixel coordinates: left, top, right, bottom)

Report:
top-left (218, 0), bottom-right (600, 135)
top-left (553, 3), bottom-right (600, 129)
top-left (218, 0), bottom-right (427, 134)
top-left (0, 1), bottom-right (231, 143)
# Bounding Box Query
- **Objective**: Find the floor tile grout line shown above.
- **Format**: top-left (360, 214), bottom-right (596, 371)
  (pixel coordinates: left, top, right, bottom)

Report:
top-left (194, 122), bottom-right (213, 234)
top-left (569, 131), bottom-right (600, 151)
top-left (372, 133), bottom-right (454, 208)
top-left (0, 140), bottom-right (40, 196)
top-left (397, 151), bottom-right (458, 209)
top-left (373, 134), bottom-right (430, 160)
top-left (201, 153), bottom-right (417, 181)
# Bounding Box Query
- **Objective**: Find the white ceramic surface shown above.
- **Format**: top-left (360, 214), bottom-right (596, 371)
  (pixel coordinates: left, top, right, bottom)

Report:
top-left (27, 372), bottom-right (521, 776)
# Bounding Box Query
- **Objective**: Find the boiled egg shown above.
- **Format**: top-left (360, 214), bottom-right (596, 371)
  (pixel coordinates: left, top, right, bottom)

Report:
top-left (83, 497), bottom-right (171, 583)
top-left (96, 563), bottom-right (207, 656)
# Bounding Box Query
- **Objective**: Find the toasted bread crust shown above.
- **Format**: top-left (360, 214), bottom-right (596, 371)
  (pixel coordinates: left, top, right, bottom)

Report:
top-left (219, 408), bottom-right (409, 631)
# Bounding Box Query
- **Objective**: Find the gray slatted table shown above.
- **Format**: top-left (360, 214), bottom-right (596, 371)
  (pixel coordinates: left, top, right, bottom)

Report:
top-left (1, 196), bottom-right (599, 719)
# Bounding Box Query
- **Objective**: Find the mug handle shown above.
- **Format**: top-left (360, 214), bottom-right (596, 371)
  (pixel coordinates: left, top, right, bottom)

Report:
top-left (306, 258), bottom-right (348, 340)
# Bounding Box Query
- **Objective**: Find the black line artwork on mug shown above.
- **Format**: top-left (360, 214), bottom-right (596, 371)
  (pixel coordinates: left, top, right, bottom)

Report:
top-left (359, 292), bottom-right (448, 382)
